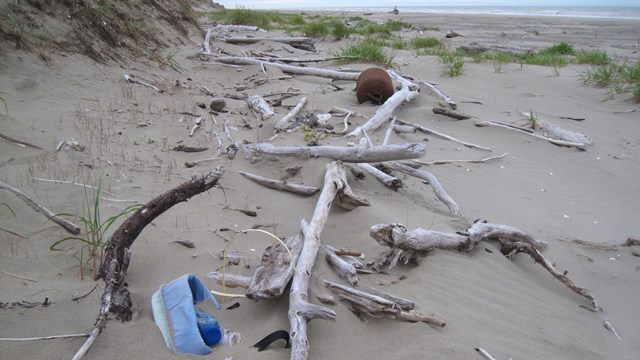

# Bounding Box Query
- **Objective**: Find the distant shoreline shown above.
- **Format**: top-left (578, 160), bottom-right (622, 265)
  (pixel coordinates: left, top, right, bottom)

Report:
top-left (226, 5), bottom-right (640, 21)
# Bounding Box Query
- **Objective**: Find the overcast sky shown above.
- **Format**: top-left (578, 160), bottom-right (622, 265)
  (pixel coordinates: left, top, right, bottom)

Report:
top-left (217, 0), bottom-right (640, 9)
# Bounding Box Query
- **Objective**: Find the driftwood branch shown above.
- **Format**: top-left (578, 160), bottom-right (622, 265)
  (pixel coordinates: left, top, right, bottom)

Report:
top-left (347, 84), bottom-right (420, 138)
top-left (419, 80), bottom-right (457, 109)
top-left (381, 161), bottom-right (462, 217)
top-left (415, 153), bottom-right (508, 166)
top-left (357, 163), bottom-right (402, 189)
top-left (289, 161), bottom-right (368, 360)
top-left (225, 36), bottom-right (316, 51)
top-left (211, 57), bottom-right (360, 81)
top-left (207, 271), bottom-right (252, 289)
top-left (476, 120), bottom-right (587, 149)
top-left (324, 280), bottom-right (446, 327)
top-left (0, 180), bottom-right (81, 234)
top-left (275, 96), bottom-right (307, 130)
top-left (501, 241), bottom-right (598, 310)
top-left (324, 245), bottom-right (359, 286)
top-left (238, 171), bottom-right (319, 196)
top-left (244, 142), bottom-right (426, 163)
top-left (432, 107), bottom-right (470, 120)
top-left (73, 168), bottom-right (225, 360)
top-left (395, 118), bottom-right (491, 152)
top-left (0, 131), bottom-right (43, 149)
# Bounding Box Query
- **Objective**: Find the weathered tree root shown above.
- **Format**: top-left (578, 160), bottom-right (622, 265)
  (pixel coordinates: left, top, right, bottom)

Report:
top-left (72, 167), bottom-right (225, 360)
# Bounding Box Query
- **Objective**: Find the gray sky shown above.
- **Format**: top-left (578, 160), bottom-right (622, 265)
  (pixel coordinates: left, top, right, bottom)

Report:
top-left (217, 0), bottom-right (640, 9)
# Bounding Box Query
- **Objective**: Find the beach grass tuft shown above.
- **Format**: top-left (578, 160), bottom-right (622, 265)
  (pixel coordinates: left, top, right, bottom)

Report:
top-left (331, 38), bottom-right (395, 67)
top-left (579, 61), bottom-right (640, 101)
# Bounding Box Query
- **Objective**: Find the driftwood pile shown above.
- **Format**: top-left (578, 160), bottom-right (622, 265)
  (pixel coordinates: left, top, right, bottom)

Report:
top-left (1, 22), bottom-right (617, 360)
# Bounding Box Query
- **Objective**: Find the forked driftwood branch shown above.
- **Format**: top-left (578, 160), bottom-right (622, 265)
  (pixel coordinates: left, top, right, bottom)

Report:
top-left (0, 180), bottom-right (81, 234)
top-left (475, 120), bottom-right (587, 149)
top-left (72, 168), bottom-right (225, 360)
top-left (369, 221), bottom-right (598, 310)
top-left (289, 161), bottom-right (369, 360)
top-left (211, 57), bottom-right (360, 81)
top-left (243, 142), bottom-right (426, 163)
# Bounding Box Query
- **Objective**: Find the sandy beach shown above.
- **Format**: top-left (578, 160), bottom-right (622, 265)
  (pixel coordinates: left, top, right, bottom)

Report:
top-left (1, 3), bottom-right (639, 359)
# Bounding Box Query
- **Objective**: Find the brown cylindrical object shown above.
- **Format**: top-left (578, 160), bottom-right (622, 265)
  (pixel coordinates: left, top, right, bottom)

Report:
top-left (356, 68), bottom-right (394, 105)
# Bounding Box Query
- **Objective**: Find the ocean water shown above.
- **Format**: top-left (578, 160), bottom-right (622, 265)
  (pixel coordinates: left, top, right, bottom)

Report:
top-left (305, 6), bottom-right (640, 20)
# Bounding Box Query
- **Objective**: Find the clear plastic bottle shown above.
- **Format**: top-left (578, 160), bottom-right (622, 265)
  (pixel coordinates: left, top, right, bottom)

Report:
top-left (195, 309), bottom-right (222, 346)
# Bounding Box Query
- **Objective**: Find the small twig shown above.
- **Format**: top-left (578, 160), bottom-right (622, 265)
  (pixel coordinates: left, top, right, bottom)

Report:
top-left (415, 153), bottom-right (508, 166)
top-left (604, 319), bottom-right (622, 340)
top-left (0, 334), bottom-right (90, 341)
top-left (0, 131), bottom-right (43, 149)
top-left (32, 178), bottom-right (119, 197)
top-left (395, 118), bottom-right (491, 152)
top-left (0, 270), bottom-right (38, 282)
top-left (72, 284), bottom-right (99, 301)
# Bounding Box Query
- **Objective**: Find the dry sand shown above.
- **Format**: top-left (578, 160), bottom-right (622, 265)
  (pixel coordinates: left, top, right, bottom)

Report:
top-left (1, 7), bottom-right (639, 360)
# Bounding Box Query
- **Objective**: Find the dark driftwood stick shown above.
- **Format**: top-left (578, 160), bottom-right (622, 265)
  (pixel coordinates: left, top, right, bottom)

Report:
top-left (432, 107), bottom-right (470, 120)
top-left (0, 180), bottom-right (81, 234)
top-left (73, 168), bottom-right (224, 360)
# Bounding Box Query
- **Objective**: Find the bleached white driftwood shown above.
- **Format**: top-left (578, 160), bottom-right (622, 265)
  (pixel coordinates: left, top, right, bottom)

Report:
top-left (324, 280), bottom-right (446, 327)
top-left (382, 161), bottom-right (462, 217)
top-left (206, 271), bottom-right (252, 289)
top-left (369, 221), bottom-right (547, 255)
top-left (123, 74), bottom-right (163, 93)
top-left (246, 234), bottom-right (304, 300)
top-left (347, 84), bottom-right (420, 138)
top-left (0, 333), bottom-right (90, 341)
top-left (189, 116), bottom-right (203, 137)
top-left (247, 95), bottom-right (276, 121)
top-left (366, 286), bottom-right (415, 310)
top-left (289, 161), bottom-right (369, 360)
top-left (535, 118), bottom-right (592, 146)
top-left (244, 142), bottom-right (426, 163)
top-left (238, 171), bottom-right (320, 196)
top-left (357, 163), bottom-right (402, 189)
top-left (211, 57), bottom-right (360, 81)
top-left (203, 26), bottom-right (213, 54)
top-left (0, 180), bottom-right (81, 234)
top-left (225, 36), bottom-right (316, 51)
top-left (395, 118), bottom-right (491, 151)
top-left (275, 96), bottom-right (308, 130)
top-left (475, 348), bottom-right (498, 360)
top-left (420, 80), bottom-right (457, 109)
top-left (393, 124), bottom-right (416, 134)
top-left (324, 245), bottom-right (358, 286)
top-left (475, 120), bottom-right (587, 149)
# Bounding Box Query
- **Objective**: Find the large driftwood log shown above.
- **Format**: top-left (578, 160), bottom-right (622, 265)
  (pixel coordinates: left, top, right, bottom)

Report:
top-left (0, 180), bottom-right (81, 234)
top-left (211, 57), bottom-right (360, 81)
top-left (225, 36), bottom-right (316, 51)
top-left (74, 168), bottom-right (225, 360)
top-left (324, 280), bottom-right (446, 327)
top-left (244, 142), bottom-right (426, 163)
top-left (289, 161), bottom-right (369, 360)
top-left (238, 171), bottom-right (319, 196)
top-left (381, 161), bottom-right (462, 217)
top-left (347, 83), bottom-right (420, 138)
top-left (246, 234), bottom-right (304, 300)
